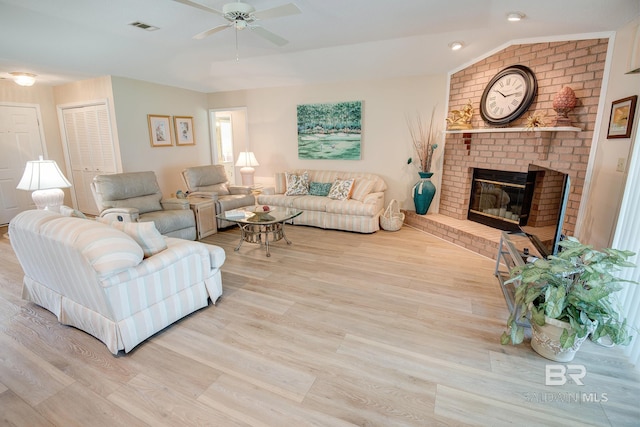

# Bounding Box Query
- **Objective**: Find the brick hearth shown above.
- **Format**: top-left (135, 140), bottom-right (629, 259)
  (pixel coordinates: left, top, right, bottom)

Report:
top-left (403, 211), bottom-right (502, 259)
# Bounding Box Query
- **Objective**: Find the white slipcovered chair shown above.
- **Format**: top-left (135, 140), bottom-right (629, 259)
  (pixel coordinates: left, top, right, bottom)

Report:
top-left (91, 171), bottom-right (197, 240)
top-left (9, 209), bottom-right (225, 354)
top-left (181, 165), bottom-right (255, 229)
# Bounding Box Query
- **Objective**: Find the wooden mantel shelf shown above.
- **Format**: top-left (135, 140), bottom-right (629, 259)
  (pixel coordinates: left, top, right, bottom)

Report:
top-left (445, 126), bottom-right (581, 159)
top-left (445, 126), bottom-right (581, 134)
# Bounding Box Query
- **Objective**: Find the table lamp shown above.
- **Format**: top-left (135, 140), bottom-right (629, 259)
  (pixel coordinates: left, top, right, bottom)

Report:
top-left (16, 156), bottom-right (72, 212)
top-left (235, 151), bottom-right (259, 186)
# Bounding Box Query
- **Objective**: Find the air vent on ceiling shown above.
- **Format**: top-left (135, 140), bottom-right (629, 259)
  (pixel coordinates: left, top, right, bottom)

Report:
top-left (129, 21), bottom-right (159, 31)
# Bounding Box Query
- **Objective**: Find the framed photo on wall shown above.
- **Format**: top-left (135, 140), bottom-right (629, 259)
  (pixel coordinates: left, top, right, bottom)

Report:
top-left (607, 96), bottom-right (637, 139)
top-left (174, 116), bottom-right (195, 146)
top-left (147, 115), bottom-right (173, 147)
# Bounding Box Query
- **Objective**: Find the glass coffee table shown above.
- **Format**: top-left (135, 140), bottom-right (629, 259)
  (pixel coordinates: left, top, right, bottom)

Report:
top-left (216, 206), bottom-right (303, 257)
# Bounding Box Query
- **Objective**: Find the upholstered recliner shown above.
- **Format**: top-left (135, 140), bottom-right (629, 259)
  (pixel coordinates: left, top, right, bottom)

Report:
top-left (92, 171), bottom-right (197, 240)
top-left (181, 165), bottom-right (255, 229)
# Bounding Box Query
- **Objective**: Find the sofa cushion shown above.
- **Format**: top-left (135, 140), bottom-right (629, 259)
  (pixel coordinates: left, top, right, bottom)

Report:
top-left (198, 183), bottom-right (230, 195)
top-left (93, 171), bottom-right (163, 214)
top-left (63, 219), bottom-right (144, 277)
top-left (285, 171), bottom-right (310, 195)
top-left (182, 165), bottom-right (229, 192)
top-left (309, 182), bottom-right (332, 196)
top-left (327, 178), bottom-right (355, 200)
top-left (351, 178), bottom-right (375, 202)
top-left (109, 221), bottom-right (167, 258)
top-left (290, 195), bottom-right (330, 212)
top-left (275, 172), bottom-right (287, 194)
top-left (140, 209), bottom-right (195, 236)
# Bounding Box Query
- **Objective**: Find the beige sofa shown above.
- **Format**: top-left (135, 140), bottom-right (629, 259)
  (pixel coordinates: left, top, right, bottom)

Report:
top-left (257, 170), bottom-right (387, 233)
top-left (9, 209), bottom-right (225, 355)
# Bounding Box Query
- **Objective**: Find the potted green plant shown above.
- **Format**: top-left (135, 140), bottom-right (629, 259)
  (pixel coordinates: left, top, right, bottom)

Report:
top-left (501, 236), bottom-right (636, 362)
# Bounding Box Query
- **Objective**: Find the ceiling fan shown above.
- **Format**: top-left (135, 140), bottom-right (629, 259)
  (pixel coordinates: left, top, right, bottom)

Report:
top-left (174, 0), bottom-right (301, 46)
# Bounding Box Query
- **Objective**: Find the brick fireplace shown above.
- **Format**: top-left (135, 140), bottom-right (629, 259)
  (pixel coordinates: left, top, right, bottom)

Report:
top-left (405, 38), bottom-right (608, 258)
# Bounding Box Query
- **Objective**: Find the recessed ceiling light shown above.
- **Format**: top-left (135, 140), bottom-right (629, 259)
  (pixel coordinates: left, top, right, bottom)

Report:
top-left (449, 41), bottom-right (464, 51)
top-left (507, 12), bottom-right (525, 22)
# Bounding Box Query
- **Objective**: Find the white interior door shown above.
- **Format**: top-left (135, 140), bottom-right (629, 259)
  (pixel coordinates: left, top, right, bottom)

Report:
top-left (0, 104), bottom-right (46, 225)
top-left (210, 108), bottom-right (248, 185)
top-left (60, 103), bottom-right (115, 215)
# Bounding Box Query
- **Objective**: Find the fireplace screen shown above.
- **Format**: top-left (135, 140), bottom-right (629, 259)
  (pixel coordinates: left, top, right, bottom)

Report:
top-left (468, 168), bottom-right (531, 230)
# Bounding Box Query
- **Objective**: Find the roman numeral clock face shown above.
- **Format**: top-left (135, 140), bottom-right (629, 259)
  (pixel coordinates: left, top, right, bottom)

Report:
top-left (480, 65), bottom-right (537, 126)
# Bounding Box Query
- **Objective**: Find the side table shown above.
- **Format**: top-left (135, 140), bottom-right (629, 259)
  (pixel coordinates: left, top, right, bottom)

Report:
top-left (189, 197), bottom-right (217, 239)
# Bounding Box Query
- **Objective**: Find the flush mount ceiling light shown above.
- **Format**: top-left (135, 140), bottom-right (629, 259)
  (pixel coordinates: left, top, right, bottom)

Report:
top-left (449, 41), bottom-right (464, 51)
top-left (507, 12), bottom-right (525, 22)
top-left (10, 72), bottom-right (36, 86)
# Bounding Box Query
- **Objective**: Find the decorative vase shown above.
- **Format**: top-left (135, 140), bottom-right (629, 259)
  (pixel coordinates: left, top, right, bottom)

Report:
top-left (412, 172), bottom-right (436, 215)
top-left (530, 316), bottom-right (591, 362)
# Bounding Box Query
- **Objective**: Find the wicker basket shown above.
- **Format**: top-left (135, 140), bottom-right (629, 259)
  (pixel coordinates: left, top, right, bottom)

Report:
top-left (380, 199), bottom-right (404, 231)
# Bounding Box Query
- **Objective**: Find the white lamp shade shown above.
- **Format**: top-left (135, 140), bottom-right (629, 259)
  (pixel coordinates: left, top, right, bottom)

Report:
top-left (17, 158), bottom-right (72, 191)
top-left (235, 152), bottom-right (259, 167)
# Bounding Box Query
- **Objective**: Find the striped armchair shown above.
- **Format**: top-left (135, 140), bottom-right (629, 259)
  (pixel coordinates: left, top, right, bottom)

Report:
top-left (9, 209), bottom-right (225, 355)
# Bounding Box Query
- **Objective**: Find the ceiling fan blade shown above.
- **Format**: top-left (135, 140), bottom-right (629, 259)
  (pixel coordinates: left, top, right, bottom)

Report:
top-left (253, 3), bottom-right (301, 20)
top-left (172, 0), bottom-right (223, 16)
top-left (249, 25), bottom-right (289, 46)
top-left (194, 23), bottom-right (232, 39)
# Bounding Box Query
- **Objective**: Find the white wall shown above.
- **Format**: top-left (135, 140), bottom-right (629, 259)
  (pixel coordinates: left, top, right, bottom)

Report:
top-left (110, 77), bottom-right (210, 197)
top-left (579, 17), bottom-right (640, 248)
top-left (208, 74), bottom-right (448, 210)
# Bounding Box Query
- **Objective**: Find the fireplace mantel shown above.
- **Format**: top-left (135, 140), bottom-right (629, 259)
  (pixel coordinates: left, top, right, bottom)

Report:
top-left (445, 126), bottom-right (581, 159)
top-left (445, 126), bottom-right (581, 134)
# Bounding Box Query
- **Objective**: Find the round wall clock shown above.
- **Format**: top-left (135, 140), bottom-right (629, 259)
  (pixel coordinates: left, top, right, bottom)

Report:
top-left (480, 65), bottom-right (537, 126)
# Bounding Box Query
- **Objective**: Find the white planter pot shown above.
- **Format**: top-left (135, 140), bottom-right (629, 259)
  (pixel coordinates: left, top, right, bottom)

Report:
top-left (530, 316), bottom-right (590, 362)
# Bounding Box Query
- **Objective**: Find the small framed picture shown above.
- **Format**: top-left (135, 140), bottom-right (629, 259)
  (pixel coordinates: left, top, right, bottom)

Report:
top-left (607, 96), bottom-right (637, 139)
top-left (147, 115), bottom-right (173, 147)
top-left (174, 116), bottom-right (195, 146)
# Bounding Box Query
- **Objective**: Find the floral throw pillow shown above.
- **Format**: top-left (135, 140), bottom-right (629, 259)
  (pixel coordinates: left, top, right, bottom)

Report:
top-left (285, 171), bottom-right (310, 195)
top-left (327, 178), bottom-right (355, 200)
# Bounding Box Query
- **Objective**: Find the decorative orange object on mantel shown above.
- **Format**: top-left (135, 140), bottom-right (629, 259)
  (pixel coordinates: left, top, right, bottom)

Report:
top-left (552, 86), bottom-right (577, 126)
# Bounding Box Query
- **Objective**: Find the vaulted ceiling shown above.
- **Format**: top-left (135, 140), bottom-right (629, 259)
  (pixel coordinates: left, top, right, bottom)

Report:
top-left (0, 0), bottom-right (638, 93)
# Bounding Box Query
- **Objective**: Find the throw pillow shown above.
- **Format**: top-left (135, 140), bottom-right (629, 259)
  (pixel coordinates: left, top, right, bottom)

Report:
top-left (285, 171), bottom-right (310, 195)
top-left (351, 178), bottom-right (375, 202)
top-left (107, 220), bottom-right (167, 258)
top-left (309, 181), bottom-right (333, 196)
top-left (327, 178), bottom-right (355, 200)
top-left (60, 205), bottom-right (88, 219)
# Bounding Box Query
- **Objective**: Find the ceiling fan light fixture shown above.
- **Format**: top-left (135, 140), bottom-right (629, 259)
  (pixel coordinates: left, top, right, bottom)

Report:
top-left (507, 12), bottom-right (525, 22)
top-left (10, 72), bottom-right (36, 86)
top-left (449, 41), bottom-right (463, 51)
top-left (235, 20), bottom-right (248, 30)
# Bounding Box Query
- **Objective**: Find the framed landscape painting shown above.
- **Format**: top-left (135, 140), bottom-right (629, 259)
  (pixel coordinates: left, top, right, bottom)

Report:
top-left (297, 100), bottom-right (362, 160)
top-left (607, 95), bottom-right (637, 139)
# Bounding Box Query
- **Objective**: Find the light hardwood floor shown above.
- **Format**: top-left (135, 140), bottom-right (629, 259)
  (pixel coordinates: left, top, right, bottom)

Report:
top-left (1, 223), bottom-right (639, 426)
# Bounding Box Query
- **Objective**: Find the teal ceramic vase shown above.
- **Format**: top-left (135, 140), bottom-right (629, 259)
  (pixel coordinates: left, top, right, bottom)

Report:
top-left (413, 172), bottom-right (436, 215)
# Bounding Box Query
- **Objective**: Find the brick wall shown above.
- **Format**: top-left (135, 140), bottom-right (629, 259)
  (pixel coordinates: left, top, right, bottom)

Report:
top-left (442, 38), bottom-right (608, 237)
